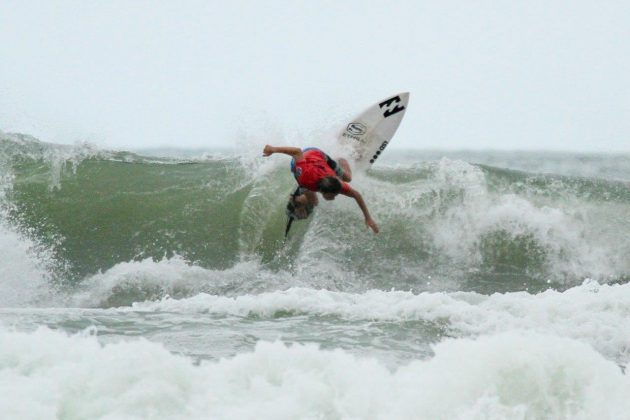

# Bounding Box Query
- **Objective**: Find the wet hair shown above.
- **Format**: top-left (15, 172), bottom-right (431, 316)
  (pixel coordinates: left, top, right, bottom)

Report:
top-left (317, 176), bottom-right (342, 194)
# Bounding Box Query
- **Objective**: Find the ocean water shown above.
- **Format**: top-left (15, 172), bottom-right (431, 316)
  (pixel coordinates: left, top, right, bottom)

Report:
top-left (1, 131), bottom-right (630, 419)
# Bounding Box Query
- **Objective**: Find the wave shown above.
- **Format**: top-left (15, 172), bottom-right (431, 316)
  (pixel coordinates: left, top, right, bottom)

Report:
top-left (1, 326), bottom-right (628, 420)
top-left (2, 132), bottom-right (630, 299)
top-left (123, 280), bottom-right (630, 365)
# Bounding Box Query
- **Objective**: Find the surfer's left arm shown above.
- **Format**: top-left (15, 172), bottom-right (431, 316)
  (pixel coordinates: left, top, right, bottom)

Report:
top-left (342, 187), bottom-right (379, 234)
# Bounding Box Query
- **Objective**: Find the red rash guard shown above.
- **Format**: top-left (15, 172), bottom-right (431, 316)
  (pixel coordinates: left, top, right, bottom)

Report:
top-left (293, 149), bottom-right (350, 194)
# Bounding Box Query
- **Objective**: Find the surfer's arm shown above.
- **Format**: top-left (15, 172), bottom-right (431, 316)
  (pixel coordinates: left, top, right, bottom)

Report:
top-left (263, 145), bottom-right (304, 161)
top-left (342, 187), bottom-right (379, 234)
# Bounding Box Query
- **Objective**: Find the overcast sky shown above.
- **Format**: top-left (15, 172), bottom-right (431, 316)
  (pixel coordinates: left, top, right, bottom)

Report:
top-left (1, 0), bottom-right (629, 152)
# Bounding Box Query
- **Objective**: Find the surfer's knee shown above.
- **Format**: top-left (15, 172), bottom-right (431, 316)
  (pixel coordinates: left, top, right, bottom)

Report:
top-left (317, 177), bottom-right (342, 195)
top-left (338, 158), bottom-right (352, 182)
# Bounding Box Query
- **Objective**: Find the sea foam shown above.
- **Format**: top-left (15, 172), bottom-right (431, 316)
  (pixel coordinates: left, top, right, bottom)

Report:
top-left (0, 327), bottom-right (628, 420)
top-left (130, 280), bottom-right (630, 364)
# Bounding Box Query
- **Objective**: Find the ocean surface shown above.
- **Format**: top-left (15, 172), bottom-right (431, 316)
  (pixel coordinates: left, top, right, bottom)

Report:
top-left (1, 131), bottom-right (630, 419)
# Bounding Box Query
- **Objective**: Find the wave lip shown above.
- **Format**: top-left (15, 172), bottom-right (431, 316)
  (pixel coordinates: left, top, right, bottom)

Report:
top-left (1, 326), bottom-right (628, 420)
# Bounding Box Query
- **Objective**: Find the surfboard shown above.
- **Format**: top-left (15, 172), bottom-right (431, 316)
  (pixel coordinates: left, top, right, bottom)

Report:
top-left (338, 92), bottom-right (409, 171)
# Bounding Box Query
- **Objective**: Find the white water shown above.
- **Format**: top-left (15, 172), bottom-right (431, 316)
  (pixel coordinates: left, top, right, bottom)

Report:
top-left (0, 224), bottom-right (52, 307)
top-left (129, 280), bottom-right (630, 365)
top-left (1, 327), bottom-right (628, 420)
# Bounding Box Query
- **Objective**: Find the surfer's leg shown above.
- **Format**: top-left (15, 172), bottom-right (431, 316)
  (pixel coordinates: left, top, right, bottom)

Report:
top-left (337, 158), bottom-right (352, 182)
top-left (304, 190), bottom-right (319, 206)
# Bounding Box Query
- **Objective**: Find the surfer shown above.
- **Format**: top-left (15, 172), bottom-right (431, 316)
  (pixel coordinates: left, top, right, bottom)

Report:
top-left (263, 145), bottom-right (379, 234)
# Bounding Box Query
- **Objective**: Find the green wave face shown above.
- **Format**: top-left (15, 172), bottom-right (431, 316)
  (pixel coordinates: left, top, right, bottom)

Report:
top-left (2, 134), bottom-right (630, 293)
top-left (7, 158), bottom-right (250, 278)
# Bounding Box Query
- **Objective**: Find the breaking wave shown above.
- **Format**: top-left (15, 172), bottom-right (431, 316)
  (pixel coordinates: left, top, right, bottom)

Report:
top-left (2, 132), bottom-right (630, 305)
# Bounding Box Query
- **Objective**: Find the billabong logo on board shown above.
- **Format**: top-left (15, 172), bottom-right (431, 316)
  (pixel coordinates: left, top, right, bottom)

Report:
top-left (379, 96), bottom-right (405, 118)
top-left (346, 122), bottom-right (367, 136)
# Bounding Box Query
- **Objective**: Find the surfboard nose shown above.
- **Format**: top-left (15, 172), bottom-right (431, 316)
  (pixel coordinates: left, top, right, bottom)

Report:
top-left (398, 92), bottom-right (410, 101)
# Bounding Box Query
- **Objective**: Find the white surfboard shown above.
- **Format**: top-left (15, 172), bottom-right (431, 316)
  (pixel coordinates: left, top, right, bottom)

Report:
top-left (338, 92), bottom-right (409, 171)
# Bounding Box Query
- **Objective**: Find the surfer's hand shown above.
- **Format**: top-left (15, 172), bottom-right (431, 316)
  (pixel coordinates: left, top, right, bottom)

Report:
top-left (366, 218), bottom-right (379, 234)
top-left (262, 145), bottom-right (274, 157)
